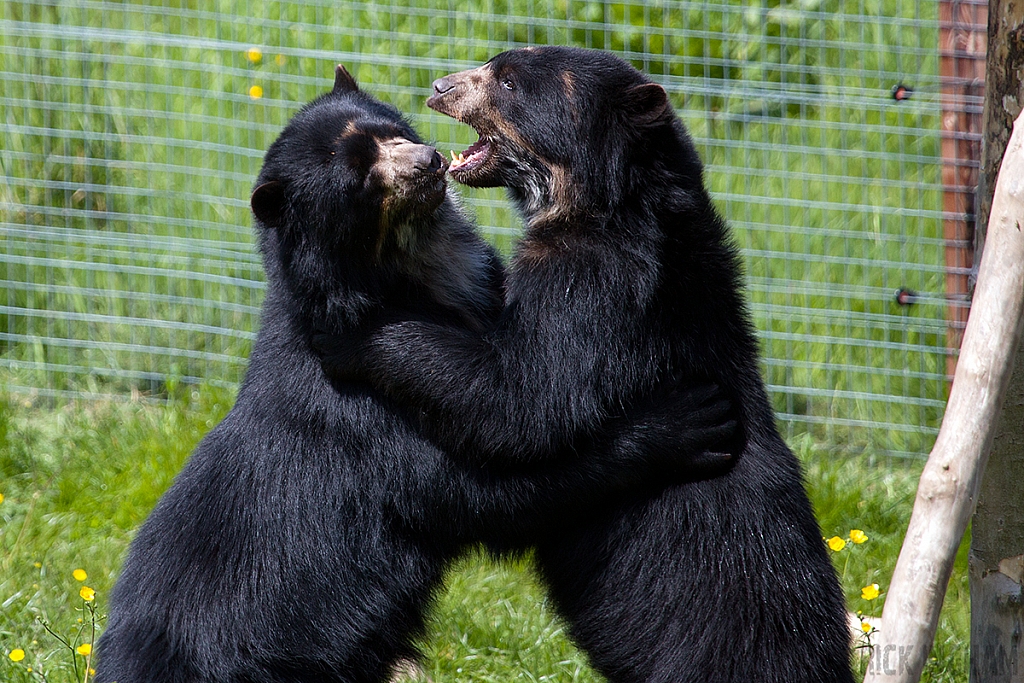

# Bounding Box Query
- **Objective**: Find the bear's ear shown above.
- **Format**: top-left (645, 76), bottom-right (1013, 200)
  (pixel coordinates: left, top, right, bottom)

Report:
top-left (623, 82), bottom-right (670, 126)
top-left (251, 180), bottom-right (286, 227)
top-left (333, 65), bottom-right (359, 94)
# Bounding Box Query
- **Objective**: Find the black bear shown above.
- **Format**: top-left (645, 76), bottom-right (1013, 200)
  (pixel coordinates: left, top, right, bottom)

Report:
top-left (94, 66), bottom-right (736, 683)
top-left (318, 48), bottom-right (855, 682)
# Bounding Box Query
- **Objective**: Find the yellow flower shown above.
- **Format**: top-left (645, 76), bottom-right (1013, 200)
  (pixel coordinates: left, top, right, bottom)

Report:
top-left (827, 536), bottom-right (846, 552)
top-left (76, 643), bottom-right (92, 656)
top-left (862, 583), bottom-right (881, 600)
top-left (246, 47), bottom-right (262, 64)
top-left (9, 649), bottom-right (25, 662)
top-left (861, 620), bottom-right (873, 633)
top-left (249, 85), bottom-right (264, 100)
top-left (0, 492), bottom-right (5, 504)
top-left (73, 568), bottom-right (87, 582)
top-left (33, 562), bottom-right (41, 568)
top-left (80, 586), bottom-right (96, 602)
top-left (850, 529), bottom-right (868, 544)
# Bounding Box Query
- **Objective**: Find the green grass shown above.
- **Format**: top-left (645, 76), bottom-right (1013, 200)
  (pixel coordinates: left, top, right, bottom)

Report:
top-left (1, 0), bottom-right (949, 457)
top-left (0, 393), bottom-right (969, 682)
top-left (0, 4), bottom-right (965, 675)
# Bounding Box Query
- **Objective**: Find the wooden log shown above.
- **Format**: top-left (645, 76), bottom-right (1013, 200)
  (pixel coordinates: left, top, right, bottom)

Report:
top-left (968, 2), bottom-right (1024, 679)
top-left (863, 108), bottom-right (1024, 683)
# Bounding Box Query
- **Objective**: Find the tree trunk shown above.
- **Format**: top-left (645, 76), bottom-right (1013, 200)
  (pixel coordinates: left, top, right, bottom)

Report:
top-left (862, 107), bottom-right (1024, 682)
top-left (969, 3), bottom-right (1024, 681)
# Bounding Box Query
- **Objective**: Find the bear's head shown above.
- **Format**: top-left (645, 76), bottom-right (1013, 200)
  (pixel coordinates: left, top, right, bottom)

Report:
top-left (249, 67), bottom-right (499, 332)
top-left (426, 46), bottom-right (693, 222)
top-left (252, 65), bottom-right (449, 263)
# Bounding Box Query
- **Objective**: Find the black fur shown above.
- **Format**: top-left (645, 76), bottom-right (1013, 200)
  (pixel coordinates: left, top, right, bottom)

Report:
top-left (319, 48), bottom-right (855, 682)
top-left (95, 66), bottom-right (737, 683)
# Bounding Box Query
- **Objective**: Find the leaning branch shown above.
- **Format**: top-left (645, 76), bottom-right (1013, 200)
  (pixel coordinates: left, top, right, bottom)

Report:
top-left (863, 108), bottom-right (1024, 683)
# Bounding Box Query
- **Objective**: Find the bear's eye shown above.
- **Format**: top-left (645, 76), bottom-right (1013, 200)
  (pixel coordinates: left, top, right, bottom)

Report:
top-left (501, 77), bottom-right (515, 91)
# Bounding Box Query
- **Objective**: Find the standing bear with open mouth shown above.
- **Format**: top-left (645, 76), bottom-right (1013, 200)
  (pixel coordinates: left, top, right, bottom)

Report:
top-left (318, 47), bottom-right (855, 683)
top-left (95, 65), bottom-right (737, 683)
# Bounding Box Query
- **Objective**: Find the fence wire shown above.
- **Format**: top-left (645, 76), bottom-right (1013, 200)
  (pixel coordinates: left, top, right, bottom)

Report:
top-left (1, 0), bottom-right (969, 457)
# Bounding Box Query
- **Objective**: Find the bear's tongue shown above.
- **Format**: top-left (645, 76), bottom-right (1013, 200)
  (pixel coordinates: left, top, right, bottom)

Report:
top-left (449, 138), bottom-right (491, 172)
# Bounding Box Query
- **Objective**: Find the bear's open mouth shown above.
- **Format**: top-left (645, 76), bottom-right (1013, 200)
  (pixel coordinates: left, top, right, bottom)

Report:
top-left (448, 138), bottom-right (492, 175)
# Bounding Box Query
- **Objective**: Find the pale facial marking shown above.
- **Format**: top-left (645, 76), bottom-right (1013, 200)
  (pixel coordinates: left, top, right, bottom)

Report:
top-left (372, 137), bottom-right (446, 254)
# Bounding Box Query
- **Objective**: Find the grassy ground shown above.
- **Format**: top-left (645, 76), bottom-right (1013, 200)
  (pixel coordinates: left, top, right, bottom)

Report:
top-left (0, 0), bottom-right (965, 678)
top-left (0, 392), bottom-right (969, 682)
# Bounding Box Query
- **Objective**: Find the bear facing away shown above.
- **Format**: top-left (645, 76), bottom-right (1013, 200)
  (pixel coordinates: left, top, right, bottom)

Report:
top-left (318, 48), bottom-right (855, 683)
top-left (95, 66), bottom-right (737, 683)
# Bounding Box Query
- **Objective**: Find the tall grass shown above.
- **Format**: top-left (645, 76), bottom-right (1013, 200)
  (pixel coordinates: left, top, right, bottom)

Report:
top-left (0, 2), bottom-right (966, 680)
top-left (2, 0), bottom-right (948, 455)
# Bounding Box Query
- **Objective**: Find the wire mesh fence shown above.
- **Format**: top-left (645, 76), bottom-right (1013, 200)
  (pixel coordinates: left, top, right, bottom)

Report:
top-left (1, 0), bottom-right (975, 457)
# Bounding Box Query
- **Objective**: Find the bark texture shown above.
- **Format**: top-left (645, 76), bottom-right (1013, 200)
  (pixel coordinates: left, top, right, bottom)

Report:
top-left (969, 6), bottom-right (1024, 680)
top-left (864, 105), bottom-right (1024, 683)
